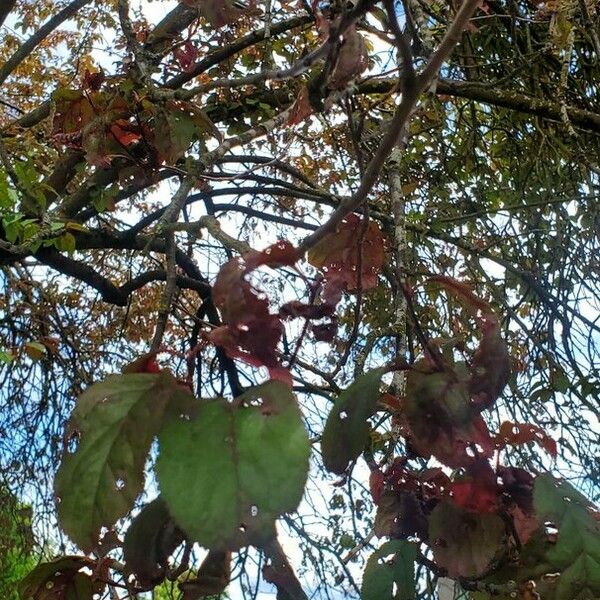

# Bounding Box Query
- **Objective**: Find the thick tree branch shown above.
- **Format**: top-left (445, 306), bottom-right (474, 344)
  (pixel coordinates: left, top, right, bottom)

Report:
top-left (0, 0), bottom-right (17, 29)
top-left (359, 77), bottom-right (600, 134)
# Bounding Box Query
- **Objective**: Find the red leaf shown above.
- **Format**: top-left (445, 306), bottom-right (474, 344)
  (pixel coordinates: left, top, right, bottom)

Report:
top-left (310, 320), bottom-right (338, 342)
top-left (307, 214), bottom-right (385, 299)
top-left (449, 460), bottom-right (499, 513)
top-left (174, 41), bottom-right (199, 73)
top-left (279, 301), bottom-right (332, 320)
top-left (209, 241), bottom-right (299, 380)
top-left (109, 119), bottom-right (142, 146)
top-left (427, 275), bottom-right (494, 319)
top-left (369, 469), bottom-right (385, 504)
top-left (496, 421), bottom-right (557, 457)
top-left (122, 353), bottom-right (161, 374)
top-left (244, 239), bottom-right (299, 270)
top-left (82, 69), bottom-right (105, 91)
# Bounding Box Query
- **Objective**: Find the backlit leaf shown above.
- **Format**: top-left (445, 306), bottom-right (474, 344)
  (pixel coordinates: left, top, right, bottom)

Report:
top-left (55, 373), bottom-right (194, 550)
top-left (123, 497), bottom-right (184, 587)
top-left (321, 368), bottom-right (385, 474)
top-left (156, 381), bottom-right (310, 549)
top-left (361, 540), bottom-right (416, 600)
top-left (307, 214), bottom-right (385, 303)
top-left (18, 556), bottom-right (103, 600)
top-left (532, 474), bottom-right (600, 599)
top-left (428, 501), bottom-right (506, 578)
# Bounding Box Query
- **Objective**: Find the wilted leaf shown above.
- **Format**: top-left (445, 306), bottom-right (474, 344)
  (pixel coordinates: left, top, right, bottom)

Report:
top-left (287, 86), bottom-right (313, 126)
top-left (157, 381), bottom-right (310, 549)
top-left (496, 421), bottom-right (557, 457)
top-left (369, 469), bottom-right (385, 504)
top-left (329, 26), bottom-right (369, 90)
top-left (404, 365), bottom-right (494, 467)
top-left (55, 373), bottom-right (194, 550)
top-left (19, 556), bottom-right (103, 600)
top-left (374, 490), bottom-right (427, 540)
top-left (428, 501), bottom-right (506, 578)
top-left (470, 320), bottom-right (511, 410)
top-left (182, 0), bottom-right (245, 28)
top-left (209, 241), bottom-right (298, 379)
top-left (308, 214), bottom-right (385, 302)
top-left (123, 497), bottom-right (184, 587)
top-left (174, 41), bottom-right (199, 73)
top-left (361, 540), bottom-right (416, 600)
top-left (321, 368), bottom-right (385, 474)
top-left (24, 341), bottom-right (46, 361)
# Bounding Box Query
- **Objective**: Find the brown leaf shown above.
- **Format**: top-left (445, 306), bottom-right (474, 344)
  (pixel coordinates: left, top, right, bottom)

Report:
top-left (180, 550), bottom-right (231, 599)
top-left (329, 26), bottom-right (369, 89)
top-left (287, 86), bottom-right (313, 126)
top-left (307, 214), bottom-right (385, 300)
top-left (470, 319), bottom-right (511, 410)
top-left (181, 0), bottom-right (245, 28)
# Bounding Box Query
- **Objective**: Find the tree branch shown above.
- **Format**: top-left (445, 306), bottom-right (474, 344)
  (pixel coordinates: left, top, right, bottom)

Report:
top-left (298, 0), bottom-right (481, 253)
top-left (0, 0), bottom-right (93, 86)
top-left (359, 76), bottom-right (600, 134)
top-left (0, 0), bottom-right (17, 29)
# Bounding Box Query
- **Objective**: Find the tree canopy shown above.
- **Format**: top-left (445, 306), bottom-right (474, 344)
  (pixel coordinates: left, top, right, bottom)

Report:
top-left (1, 0), bottom-right (599, 599)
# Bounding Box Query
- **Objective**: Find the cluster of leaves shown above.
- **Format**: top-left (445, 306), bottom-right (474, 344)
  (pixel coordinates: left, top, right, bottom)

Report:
top-left (21, 223), bottom-right (600, 600)
top-left (1, 0), bottom-right (600, 598)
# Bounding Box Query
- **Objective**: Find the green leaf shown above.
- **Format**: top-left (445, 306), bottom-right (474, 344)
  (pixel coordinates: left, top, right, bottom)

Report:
top-left (321, 368), bottom-right (385, 474)
top-left (55, 373), bottom-right (194, 550)
top-left (157, 381), bottom-right (310, 549)
top-left (123, 497), bottom-right (184, 587)
top-left (428, 501), bottom-right (506, 579)
top-left (532, 474), bottom-right (600, 599)
top-left (361, 540), bottom-right (416, 600)
top-left (0, 349), bottom-right (14, 364)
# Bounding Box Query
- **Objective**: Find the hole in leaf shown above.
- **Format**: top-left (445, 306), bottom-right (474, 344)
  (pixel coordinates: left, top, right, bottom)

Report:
top-left (239, 524), bottom-right (247, 533)
top-left (101, 396), bottom-right (110, 403)
top-left (66, 434), bottom-right (79, 454)
top-left (80, 566), bottom-right (93, 576)
top-left (179, 413), bottom-right (191, 421)
top-left (46, 582), bottom-right (54, 590)
top-left (250, 505), bottom-right (259, 517)
top-left (465, 446), bottom-right (475, 457)
top-left (339, 411), bottom-right (348, 420)
top-left (115, 478), bottom-right (126, 490)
